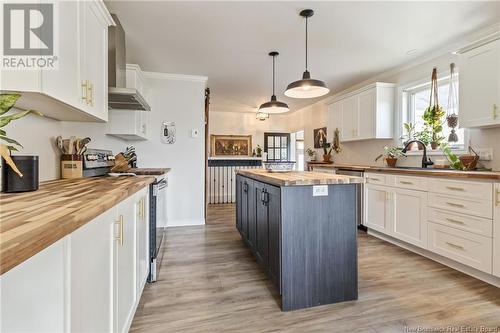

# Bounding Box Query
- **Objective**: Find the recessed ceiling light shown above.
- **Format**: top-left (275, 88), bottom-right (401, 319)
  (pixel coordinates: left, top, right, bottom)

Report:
top-left (406, 49), bottom-right (418, 55)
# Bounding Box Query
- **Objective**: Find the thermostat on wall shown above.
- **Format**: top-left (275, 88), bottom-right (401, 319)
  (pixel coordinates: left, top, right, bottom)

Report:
top-left (161, 121), bottom-right (176, 144)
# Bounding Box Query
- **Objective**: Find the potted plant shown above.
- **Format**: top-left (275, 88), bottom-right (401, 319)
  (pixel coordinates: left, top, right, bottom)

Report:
top-left (0, 93), bottom-right (43, 190)
top-left (375, 146), bottom-right (406, 167)
top-left (422, 68), bottom-right (446, 150)
top-left (322, 142), bottom-right (333, 163)
top-left (256, 145), bottom-right (262, 157)
top-left (306, 148), bottom-right (316, 161)
top-left (414, 129), bottom-right (432, 148)
top-left (400, 122), bottom-right (419, 150)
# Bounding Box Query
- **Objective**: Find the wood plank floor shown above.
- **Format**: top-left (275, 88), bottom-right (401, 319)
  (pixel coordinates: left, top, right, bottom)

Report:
top-left (131, 204), bottom-right (500, 332)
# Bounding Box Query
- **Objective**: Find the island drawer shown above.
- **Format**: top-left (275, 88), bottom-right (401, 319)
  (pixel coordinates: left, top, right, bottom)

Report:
top-left (428, 178), bottom-right (492, 201)
top-left (428, 222), bottom-right (492, 273)
top-left (427, 193), bottom-right (492, 219)
top-left (428, 207), bottom-right (493, 237)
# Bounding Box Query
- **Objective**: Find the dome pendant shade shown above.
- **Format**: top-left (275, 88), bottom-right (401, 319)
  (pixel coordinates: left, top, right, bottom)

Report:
top-left (258, 51), bottom-right (289, 114)
top-left (285, 9), bottom-right (329, 99)
top-left (285, 70), bottom-right (329, 99)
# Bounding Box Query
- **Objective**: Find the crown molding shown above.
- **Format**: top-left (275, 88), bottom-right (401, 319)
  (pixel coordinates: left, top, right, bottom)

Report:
top-left (142, 71), bottom-right (208, 83)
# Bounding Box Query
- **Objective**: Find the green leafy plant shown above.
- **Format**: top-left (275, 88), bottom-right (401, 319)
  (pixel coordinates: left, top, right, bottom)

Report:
top-left (422, 105), bottom-right (446, 147)
top-left (440, 143), bottom-right (464, 170)
top-left (256, 144), bottom-right (262, 156)
top-left (332, 128), bottom-right (342, 154)
top-left (400, 122), bottom-right (415, 144)
top-left (0, 93), bottom-right (43, 177)
top-left (375, 146), bottom-right (406, 162)
top-left (306, 148), bottom-right (316, 158)
top-left (414, 130), bottom-right (432, 147)
top-left (322, 142), bottom-right (332, 156)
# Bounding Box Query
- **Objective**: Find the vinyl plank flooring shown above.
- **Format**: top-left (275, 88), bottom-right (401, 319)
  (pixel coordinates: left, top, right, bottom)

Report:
top-left (130, 204), bottom-right (500, 332)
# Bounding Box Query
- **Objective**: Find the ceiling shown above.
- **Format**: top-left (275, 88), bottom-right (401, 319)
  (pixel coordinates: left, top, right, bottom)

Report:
top-left (105, 1), bottom-right (500, 114)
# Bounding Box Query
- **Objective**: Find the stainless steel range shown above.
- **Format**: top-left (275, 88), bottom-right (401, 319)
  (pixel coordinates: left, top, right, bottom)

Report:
top-left (82, 149), bottom-right (115, 177)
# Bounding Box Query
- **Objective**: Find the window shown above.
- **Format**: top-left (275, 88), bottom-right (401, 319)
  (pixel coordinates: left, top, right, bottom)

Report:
top-left (264, 133), bottom-right (290, 161)
top-left (402, 74), bottom-right (465, 150)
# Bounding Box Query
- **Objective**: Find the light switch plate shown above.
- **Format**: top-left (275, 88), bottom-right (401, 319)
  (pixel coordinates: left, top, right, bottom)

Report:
top-left (477, 148), bottom-right (493, 161)
top-left (313, 185), bottom-right (328, 196)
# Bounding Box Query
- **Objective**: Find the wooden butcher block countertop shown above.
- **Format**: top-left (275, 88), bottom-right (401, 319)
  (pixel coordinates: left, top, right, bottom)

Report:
top-left (236, 169), bottom-right (364, 187)
top-left (0, 176), bottom-right (155, 275)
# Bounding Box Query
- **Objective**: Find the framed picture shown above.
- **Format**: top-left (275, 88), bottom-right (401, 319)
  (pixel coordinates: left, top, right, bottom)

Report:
top-left (313, 127), bottom-right (327, 148)
top-left (210, 135), bottom-right (252, 156)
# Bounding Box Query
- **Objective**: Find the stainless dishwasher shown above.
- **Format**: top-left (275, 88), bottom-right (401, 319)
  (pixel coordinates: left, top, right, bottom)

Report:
top-left (335, 168), bottom-right (366, 231)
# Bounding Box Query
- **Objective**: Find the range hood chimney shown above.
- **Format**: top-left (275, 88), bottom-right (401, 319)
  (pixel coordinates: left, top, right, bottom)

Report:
top-left (108, 14), bottom-right (151, 111)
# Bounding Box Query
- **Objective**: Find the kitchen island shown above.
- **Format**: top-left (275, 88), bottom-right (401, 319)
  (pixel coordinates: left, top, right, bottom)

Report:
top-left (235, 169), bottom-right (364, 311)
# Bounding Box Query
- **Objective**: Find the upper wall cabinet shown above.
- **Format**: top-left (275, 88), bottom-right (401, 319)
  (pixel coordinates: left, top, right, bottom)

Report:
top-left (459, 38), bottom-right (500, 128)
top-left (0, 0), bottom-right (114, 122)
top-left (107, 64), bottom-right (150, 141)
top-left (327, 82), bottom-right (395, 142)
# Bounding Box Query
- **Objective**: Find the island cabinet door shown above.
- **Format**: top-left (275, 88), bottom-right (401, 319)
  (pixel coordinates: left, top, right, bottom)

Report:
top-left (266, 184), bottom-right (282, 292)
top-left (247, 180), bottom-right (257, 249)
top-left (255, 181), bottom-right (269, 267)
top-left (236, 176), bottom-right (243, 233)
top-left (241, 179), bottom-right (250, 240)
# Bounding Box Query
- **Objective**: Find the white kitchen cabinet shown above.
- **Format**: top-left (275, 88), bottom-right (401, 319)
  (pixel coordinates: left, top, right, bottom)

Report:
top-left (107, 64), bottom-right (150, 140)
top-left (0, 0), bottom-right (113, 122)
top-left (327, 82), bottom-right (394, 142)
top-left (136, 189), bottom-right (150, 293)
top-left (79, 0), bottom-right (112, 121)
top-left (364, 184), bottom-right (391, 233)
top-left (390, 187), bottom-right (427, 248)
top-left (70, 207), bottom-right (115, 333)
top-left (459, 38), bottom-right (500, 128)
top-left (114, 195), bottom-right (138, 333)
top-left (493, 183), bottom-right (500, 277)
top-left (0, 238), bottom-right (67, 333)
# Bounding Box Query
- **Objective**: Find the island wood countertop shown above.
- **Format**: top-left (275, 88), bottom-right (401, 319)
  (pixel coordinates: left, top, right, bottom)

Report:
top-left (0, 176), bottom-right (156, 275)
top-left (308, 162), bottom-right (500, 181)
top-left (236, 169), bottom-right (364, 187)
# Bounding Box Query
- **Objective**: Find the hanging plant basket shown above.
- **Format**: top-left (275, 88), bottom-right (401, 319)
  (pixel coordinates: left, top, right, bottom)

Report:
top-left (446, 113), bottom-right (459, 128)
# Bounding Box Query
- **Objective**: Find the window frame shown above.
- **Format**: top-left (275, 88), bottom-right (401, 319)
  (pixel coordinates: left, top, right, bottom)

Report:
top-left (397, 71), bottom-right (468, 155)
top-left (264, 132), bottom-right (291, 161)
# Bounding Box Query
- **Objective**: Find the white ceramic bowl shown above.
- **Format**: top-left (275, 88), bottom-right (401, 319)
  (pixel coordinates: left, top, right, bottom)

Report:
top-left (262, 161), bottom-right (296, 173)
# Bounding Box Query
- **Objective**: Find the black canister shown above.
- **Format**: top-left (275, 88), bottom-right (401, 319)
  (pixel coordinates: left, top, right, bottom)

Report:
top-left (1, 156), bottom-right (39, 192)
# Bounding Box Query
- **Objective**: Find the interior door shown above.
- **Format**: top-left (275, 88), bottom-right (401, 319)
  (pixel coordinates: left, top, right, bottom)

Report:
top-left (114, 197), bottom-right (137, 333)
top-left (364, 184), bottom-right (389, 233)
top-left (391, 188), bottom-right (427, 248)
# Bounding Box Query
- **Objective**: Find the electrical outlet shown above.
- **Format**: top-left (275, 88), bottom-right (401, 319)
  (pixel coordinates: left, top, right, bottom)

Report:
top-left (477, 148), bottom-right (493, 161)
top-left (313, 185), bottom-right (328, 197)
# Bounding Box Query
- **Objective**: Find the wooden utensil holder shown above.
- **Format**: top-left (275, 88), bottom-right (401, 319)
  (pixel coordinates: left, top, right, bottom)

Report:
top-left (61, 154), bottom-right (83, 179)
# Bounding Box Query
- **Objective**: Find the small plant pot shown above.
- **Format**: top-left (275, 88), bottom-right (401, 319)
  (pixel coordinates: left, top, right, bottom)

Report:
top-left (323, 154), bottom-right (332, 163)
top-left (430, 142), bottom-right (439, 150)
top-left (385, 157), bottom-right (398, 167)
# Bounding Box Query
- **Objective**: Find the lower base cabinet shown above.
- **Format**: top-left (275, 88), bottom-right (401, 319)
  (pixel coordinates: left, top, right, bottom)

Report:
top-left (0, 187), bottom-right (150, 333)
top-left (493, 184), bottom-right (500, 278)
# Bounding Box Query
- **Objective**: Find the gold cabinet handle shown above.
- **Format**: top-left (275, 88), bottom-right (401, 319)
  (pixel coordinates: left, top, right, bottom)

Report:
top-left (446, 202), bottom-right (465, 208)
top-left (445, 217), bottom-right (465, 225)
top-left (493, 104), bottom-right (498, 120)
top-left (115, 215), bottom-right (124, 246)
top-left (495, 188), bottom-right (500, 206)
top-left (446, 186), bottom-right (464, 191)
top-left (368, 177), bottom-right (380, 182)
top-left (81, 80), bottom-right (88, 103)
top-left (400, 181), bottom-right (414, 185)
top-left (446, 242), bottom-right (464, 250)
top-left (141, 197), bottom-right (146, 220)
top-left (87, 82), bottom-right (94, 107)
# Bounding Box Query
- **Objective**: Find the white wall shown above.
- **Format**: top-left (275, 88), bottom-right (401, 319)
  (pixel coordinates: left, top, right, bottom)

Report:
top-left (7, 73), bottom-right (207, 227)
top-left (208, 111), bottom-right (289, 155)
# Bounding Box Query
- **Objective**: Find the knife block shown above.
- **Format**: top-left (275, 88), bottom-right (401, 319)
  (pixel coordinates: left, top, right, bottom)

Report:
top-left (61, 154), bottom-right (83, 179)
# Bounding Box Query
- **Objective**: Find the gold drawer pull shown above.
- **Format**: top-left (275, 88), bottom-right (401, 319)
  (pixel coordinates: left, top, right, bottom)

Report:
top-left (496, 189), bottom-right (500, 206)
top-left (446, 242), bottom-right (464, 250)
top-left (368, 177), bottom-right (380, 182)
top-left (115, 215), bottom-right (124, 246)
top-left (493, 104), bottom-right (498, 120)
top-left (446, 186), bottom-right (464, 191)
top-left (445, 217), bottom-right (464, 225)
top-left (446, 202), bottom-right (465, 208)
top-left (400, 181), bottom-right (414, 185)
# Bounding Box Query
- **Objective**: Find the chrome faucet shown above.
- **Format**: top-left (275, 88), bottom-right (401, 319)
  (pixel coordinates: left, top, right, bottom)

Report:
top-left (401, 140), bottom-right (434, 168)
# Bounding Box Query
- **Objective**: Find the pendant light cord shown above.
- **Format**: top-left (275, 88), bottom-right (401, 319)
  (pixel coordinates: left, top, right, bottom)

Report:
top-left (305, 16), bottom-right (308, 71)
top-left (272, 54), bottom-right (276, 96)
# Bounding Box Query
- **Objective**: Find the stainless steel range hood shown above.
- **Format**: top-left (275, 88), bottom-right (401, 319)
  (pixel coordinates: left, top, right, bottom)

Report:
top-left (108, 14), bottom-right (151, 111)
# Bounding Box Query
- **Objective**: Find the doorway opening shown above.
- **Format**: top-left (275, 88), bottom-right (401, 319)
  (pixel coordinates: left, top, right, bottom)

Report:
top-left (290, 130), bottom-right (305, 171)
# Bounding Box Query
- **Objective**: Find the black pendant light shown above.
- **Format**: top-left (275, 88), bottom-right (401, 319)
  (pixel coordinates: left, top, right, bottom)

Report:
top-left (259, 51), bottom-right (289, 114)
top-left (285, 9), bottom-right (329, 99)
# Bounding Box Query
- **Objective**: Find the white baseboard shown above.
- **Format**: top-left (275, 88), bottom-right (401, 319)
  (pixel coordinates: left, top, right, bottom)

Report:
top-left (368, 229), bottom-right (500, 288)
top-left (166, 218), bottom-right (205, 227)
